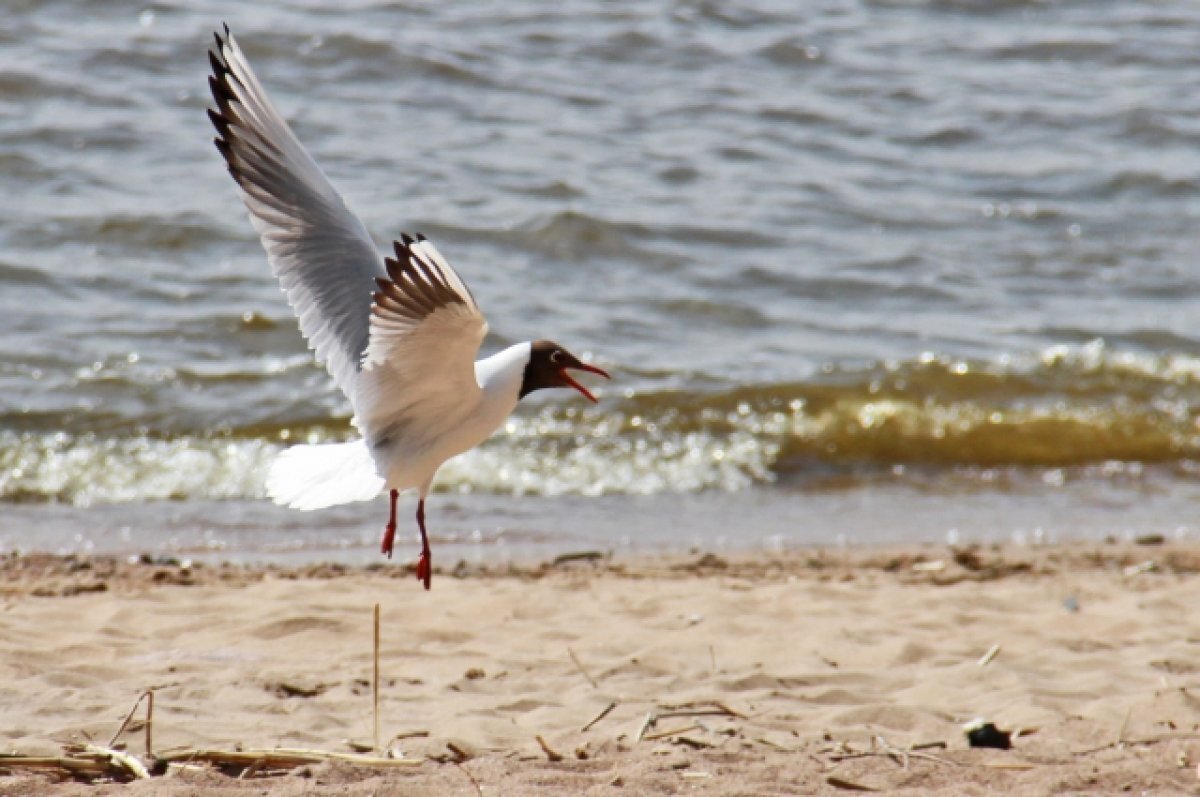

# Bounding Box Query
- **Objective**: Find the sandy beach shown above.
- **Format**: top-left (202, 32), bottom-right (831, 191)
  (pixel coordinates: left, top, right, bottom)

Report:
top-left (1, 541), bottom-right (1198, 796)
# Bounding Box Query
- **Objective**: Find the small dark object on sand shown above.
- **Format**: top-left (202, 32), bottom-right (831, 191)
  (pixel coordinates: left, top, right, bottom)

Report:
top-left (965, 720), bottom-right (1012, 749)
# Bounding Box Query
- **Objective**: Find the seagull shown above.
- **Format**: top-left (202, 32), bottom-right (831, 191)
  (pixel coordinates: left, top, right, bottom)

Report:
top-left (206, 27), bottom-right (609, 589)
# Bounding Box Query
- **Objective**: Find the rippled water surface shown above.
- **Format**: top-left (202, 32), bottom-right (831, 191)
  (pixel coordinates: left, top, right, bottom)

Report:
top-left (3, 1), bottom-right (1200, 559)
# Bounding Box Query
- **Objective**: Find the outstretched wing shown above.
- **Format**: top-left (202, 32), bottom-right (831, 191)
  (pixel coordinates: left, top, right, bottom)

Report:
top-left (207, 26), bottom-right (382, 404)
top-left (356, 233), bottom-right (488, 448)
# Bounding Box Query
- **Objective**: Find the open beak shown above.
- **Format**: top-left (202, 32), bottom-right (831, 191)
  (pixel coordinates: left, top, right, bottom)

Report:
top-left (558, 362), bottom-right (610, 404)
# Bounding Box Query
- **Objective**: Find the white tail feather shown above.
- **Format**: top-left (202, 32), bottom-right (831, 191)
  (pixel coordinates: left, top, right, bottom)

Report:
top-left (265, 441), bottom-right (385, 510)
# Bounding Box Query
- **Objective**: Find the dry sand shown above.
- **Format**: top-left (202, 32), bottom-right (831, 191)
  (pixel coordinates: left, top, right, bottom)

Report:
top-left (1, 542), bottom-right (1199, 795)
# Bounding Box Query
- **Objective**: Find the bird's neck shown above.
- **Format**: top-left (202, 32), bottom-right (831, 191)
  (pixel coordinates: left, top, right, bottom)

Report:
top-left (474, 341), bottom-right (532, 408)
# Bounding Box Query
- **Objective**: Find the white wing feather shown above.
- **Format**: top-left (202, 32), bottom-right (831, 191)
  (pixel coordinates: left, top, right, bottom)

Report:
top-left (209, 29), bottom-right (382, 404)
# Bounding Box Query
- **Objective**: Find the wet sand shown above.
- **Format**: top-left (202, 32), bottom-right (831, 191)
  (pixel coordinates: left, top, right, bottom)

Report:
top-left (1, 541), bottom-right (1199, 795)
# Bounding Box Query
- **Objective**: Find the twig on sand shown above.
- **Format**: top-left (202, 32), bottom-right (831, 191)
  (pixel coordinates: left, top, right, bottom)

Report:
top-left (827, 736), bottom-right (958, 769)
top-left (236, 761), bottom-right (262, 780)
top-left (977, 643), bottom-right (1002, 667)
top-left (1071, 706), bottom-right (1141, 756)
top-left (755, 734), bottom-right (796, 752)
top-left (535, 735), bottom-right (564, 762)
top-left (634, 712), bottom-right (656, 743)
top-left (643, 724), bottom-right (701, 742)
top-left (0, 744), bottom-right (151, 782)
top-left (144, 690), bottom-right (154, 759)
top-left (656, 700), bottom-right (745, 720)
top-left (373, 603), bottom-right (381, 755)
top-left (674, 736), bottom-right (714, 750)
top-left (445, 741), bottom-right (473, 762)
top-left (107, 690), bottom-right (153, 747)
top-left (452, 761), bottom-right (484, 797)
top-left (82, 745), bottom-right (150, 780)
top-left (1072, 731), bottom-right (1200, 756)
top-left (826, 775), bottom-right (879, 792)
top-left (581, 701), bottom-right (618, 732)
top-left (567, 647), bottom-right (599, 688)
top-left (390, 730), bottom-right (431, 742)
top-left (157, 748), bottom-right (421, 769)
top-left (0, 755), bottom-right (112, 778)
top-left (873, 735), bottom-right (911, 769)
top-left (0, 746), bottom-right (421, 782)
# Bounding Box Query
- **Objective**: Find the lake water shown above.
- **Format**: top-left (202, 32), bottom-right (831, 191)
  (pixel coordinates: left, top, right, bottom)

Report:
top-left (3, 1), bottom-right (1199, 562)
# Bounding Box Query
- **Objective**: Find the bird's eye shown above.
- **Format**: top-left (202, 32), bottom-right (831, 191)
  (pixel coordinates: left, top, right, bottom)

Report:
top-left (549, 350), bottom-right (563, 364)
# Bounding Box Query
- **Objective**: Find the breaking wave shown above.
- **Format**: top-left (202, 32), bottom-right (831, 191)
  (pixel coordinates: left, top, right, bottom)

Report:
top-left (2, 342), bottom-right (1199, 505)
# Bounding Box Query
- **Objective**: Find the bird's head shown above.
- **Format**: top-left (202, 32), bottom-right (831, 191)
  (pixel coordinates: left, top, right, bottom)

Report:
top-left (519, 340), bottom-right (610, 403)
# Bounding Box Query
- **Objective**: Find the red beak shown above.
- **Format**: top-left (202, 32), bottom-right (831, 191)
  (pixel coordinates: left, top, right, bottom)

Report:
top-left (558, 362), bottom-right (610, 403)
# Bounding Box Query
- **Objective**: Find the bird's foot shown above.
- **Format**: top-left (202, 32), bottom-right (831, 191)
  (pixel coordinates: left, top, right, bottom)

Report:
top-left (416, 548), bottom-right (431, 591)
top-left (380, 522), bottom-right (396, 559)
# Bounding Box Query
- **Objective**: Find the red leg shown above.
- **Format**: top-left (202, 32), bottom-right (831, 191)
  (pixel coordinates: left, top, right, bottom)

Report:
top-left (380, 489), bottom-right (398, 558)
top-left (415, 498), bottom-right (431, 590)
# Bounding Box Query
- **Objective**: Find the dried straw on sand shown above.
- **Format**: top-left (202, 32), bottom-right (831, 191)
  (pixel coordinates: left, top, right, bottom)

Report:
top-left (1, 541), bottom-right (1199, 795)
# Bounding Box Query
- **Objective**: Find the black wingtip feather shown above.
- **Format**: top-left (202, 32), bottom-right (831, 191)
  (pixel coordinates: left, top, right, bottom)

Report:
top-left (372, 234), bottom-right (472, 326)
top-left (416, 232), bottom-right (427, 242)
top-left (207, 108), bottom-right (230, 137)
top-left (213, 137), bottom-right (235, 169)
top-left (208, 49), bottom-right (226, 78)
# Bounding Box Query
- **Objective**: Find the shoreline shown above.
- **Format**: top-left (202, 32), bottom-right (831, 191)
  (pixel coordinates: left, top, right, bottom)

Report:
top-left (5, 482), bottom-right (1199, 570)
top-left (2, 541), bottom-right (1198, 795)
top-left (2, 536), bottom-right (1195, 594)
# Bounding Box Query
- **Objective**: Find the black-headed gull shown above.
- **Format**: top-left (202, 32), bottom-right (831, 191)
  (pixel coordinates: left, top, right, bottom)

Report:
top-left (207, 27), bottom-right (609, 589)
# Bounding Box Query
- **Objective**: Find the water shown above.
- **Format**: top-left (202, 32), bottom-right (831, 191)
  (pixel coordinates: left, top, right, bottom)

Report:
top-left (2, 1), bottom-right (1199, 561)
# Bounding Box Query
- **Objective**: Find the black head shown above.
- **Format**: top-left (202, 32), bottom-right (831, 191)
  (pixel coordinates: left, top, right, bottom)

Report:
top-left (519, 340), bottom-right (611, 402)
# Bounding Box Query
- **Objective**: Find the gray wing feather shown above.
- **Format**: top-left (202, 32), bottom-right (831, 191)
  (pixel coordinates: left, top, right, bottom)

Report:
top-left (208, 27), bottom-right (382, 403)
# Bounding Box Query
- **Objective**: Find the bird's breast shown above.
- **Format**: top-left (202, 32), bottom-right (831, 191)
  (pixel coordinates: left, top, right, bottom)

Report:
top-left (373, 383), bottom-right (520, 492)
